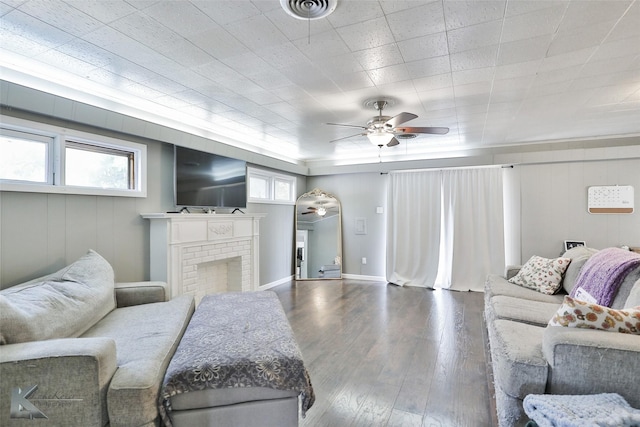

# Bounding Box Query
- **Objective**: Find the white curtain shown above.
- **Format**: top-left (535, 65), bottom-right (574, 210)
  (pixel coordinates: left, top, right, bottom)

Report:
top-left (439, 168), bottom-right (505, 291)
top-left (387, 167), bottom-right (505, 291)
top-left (386, 170), bottom-right (441, 288)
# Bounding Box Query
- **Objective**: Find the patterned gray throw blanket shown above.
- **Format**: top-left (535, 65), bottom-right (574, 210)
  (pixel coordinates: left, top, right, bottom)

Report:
top-left (159, 291), bottom-right (315, 426)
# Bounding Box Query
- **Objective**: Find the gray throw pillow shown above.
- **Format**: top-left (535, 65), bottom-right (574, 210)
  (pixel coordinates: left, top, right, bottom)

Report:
top-left (0, 250), bottom-right (116, 344)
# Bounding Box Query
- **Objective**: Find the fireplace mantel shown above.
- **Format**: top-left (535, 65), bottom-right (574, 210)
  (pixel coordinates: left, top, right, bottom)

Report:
top-left (142, 213), bottom-right (266, 300)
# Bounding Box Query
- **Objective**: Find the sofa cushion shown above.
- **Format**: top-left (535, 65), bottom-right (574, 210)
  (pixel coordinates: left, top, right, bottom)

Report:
top-left (625, 280), bottom-right (640, 307)
top-left (485, 275), bottom-right (567, 304)
top-left (560, 246), bottom-right (598, 294)
top-left (81, 295), bottom-right (195, 427)
top-left (489, 320), bottom-right (548, 399)
top-left (488, 296), bottom-right (560, 327)
top-left (508, 255), bottom-right (571, 295)
top-left (549, 296), bottom-right (640, 335)
top-left (0, 250), bottom-right (116, 344)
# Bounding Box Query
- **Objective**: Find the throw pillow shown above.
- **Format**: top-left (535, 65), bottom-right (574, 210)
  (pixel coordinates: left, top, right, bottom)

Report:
top-left (549, 296), bottom-right (640, 335)
top-left (0, 250), bottom-right (116, 344)
top-left (508, 255), bottom-right (571, 295)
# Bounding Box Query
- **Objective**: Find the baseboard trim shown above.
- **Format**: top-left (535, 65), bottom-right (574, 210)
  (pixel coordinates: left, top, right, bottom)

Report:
top-left (259, 275), bottom-right (294, 290)
top-left (341, 273), bottom-right (386, 282)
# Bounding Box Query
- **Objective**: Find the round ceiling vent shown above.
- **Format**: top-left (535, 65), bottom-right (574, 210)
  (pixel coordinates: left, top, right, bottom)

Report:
top-left (280, 0), bottom-right (338, 20)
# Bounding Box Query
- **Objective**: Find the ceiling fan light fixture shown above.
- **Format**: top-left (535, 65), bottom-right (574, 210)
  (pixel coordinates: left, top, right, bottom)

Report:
top-left (280, 0), bottom-right (337, 20)
top-left (367, 131), bottom-right (394, 146)
top-left (317, 207), bottom-right (327, 216)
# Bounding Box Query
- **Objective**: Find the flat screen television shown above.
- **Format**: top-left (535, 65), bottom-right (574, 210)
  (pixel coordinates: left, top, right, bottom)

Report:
top-left (174, 145), bottom-right (247, 209)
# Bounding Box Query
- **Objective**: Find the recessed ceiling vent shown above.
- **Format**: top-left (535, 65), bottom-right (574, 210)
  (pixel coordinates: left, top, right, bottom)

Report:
top-left (280, 0), bottom-right (337, 20)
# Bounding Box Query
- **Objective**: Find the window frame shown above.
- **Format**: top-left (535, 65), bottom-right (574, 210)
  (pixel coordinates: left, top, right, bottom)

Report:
top-left (0, 117), bottom-right (147, 198)
top-left (247, 166), bottom-right (296, 205)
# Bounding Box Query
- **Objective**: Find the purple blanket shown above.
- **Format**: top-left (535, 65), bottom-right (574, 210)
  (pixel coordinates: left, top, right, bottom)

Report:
top-left (570, 248), bottom-right (640, 306)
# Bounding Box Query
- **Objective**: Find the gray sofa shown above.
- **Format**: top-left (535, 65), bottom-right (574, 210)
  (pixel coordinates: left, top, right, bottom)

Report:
top-left (484, 246), bottom-right (640, 426)
top-left (0, 250), bottom-right (195, 426)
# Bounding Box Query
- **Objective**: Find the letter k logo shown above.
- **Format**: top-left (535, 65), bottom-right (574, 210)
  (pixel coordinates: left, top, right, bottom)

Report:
top-left (10, 385), bottom-right (47, 419)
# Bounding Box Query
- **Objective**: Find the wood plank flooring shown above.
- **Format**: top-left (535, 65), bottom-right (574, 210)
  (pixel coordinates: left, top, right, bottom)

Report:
top-left (272, 279), bottom-right (494, 427)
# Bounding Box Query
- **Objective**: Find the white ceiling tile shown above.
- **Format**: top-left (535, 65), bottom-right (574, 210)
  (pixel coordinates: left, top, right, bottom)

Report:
top-left (605, 2), bottom-right (640, 41)
top-left (336, 16), bottom-right (395, 52)
top-left (413, 72), bottom-right (453, 92)
top-left (64, 0), bottom-right (137, 24)
top-left (326, 1), bottom-right (384, 28)
top-left (558, 0), bottom-right (632, 32)
top-left (316, 52), bottom-right (364, 75)
top-left (386, 2), bottom-right (446, 41)
top-left (256, 42), bottom-right (310, 69)
top-left (292, 29), bottom-right (351, 59)
top-left (547, 20), bottom-right (618, 57)
top-left (223, 14), bottom-right (288, 50)
top-left (493, 60), bottom-right (541, 80)
top-left (266, 6), bottom-right (334, 41)
top-left (590, 36), bottom-right (640, 62)
top-left (187, 25), bottom-right (250, 60)
top-left (443, 0), bottom-right (506, 31)
top-left (446, 20), bottom-right (502, 54)
top-left (450, 45), bottom-right (498, 71)
top-left (397, 32), bottom-right (449, 62)
top-left (353, 44), bottom-right (404, 70)
top-left (18, 0), bottom-right (103, 36)
top-left (537, 47), bottom-right (596, 73)
top-left (191, 0), bottom-right (261, 25)
top-left (366, 63), bottom-right (410, 86)
top-left (142, 1), bottom-right (216, 38)
top-left (109, 11), bottom-right (182, 52)
top-left (500, 4), bottom-right (566, 43)
top-left (497, 34), bottom-right (552, 66)
top-left (452, 67), bottom-right (493, 86)
top-left (2, 9), bottom-right (75, 48)
top-left (406, 55), bottom-right (451, 79)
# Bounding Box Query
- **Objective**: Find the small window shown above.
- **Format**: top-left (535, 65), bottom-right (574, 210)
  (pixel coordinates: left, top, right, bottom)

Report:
top-left (247, 167), bottom-right (296, 204)
top-left (65, 141), bottom-right (134, 190)
top-left (0, 118), bottom-right (146, 197)
top-left (0, 129), bottom-right (53, 184)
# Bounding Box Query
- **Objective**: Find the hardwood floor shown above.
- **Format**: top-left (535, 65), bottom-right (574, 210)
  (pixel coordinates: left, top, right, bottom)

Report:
top-left (272, 279), bottom-right (494, 427)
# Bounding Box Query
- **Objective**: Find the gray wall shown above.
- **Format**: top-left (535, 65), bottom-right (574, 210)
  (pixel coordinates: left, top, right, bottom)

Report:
top-left (307, 173), bottom-right (388, 279)
top-left (516, 158), bottom-right (640, 262)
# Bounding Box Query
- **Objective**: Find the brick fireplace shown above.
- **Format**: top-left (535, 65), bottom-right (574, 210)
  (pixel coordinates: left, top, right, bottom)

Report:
top-left (142, 213), bottom-right (265, 303)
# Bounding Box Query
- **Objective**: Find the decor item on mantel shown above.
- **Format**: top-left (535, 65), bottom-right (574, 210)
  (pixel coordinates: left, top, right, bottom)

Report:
top-left (142, 213), bottom-right (266, 303)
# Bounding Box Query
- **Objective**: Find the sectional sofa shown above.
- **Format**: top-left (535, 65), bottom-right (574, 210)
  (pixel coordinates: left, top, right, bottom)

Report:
top-left (484, 246), bottom-right (640, 426)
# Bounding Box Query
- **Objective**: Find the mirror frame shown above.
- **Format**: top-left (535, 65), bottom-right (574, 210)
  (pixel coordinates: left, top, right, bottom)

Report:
top-left (295, 188), bottom-right (342, 280)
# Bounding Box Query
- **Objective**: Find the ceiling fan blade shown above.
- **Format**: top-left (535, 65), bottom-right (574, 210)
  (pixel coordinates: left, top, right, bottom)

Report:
top-left (384, 112), bottom-right (418, 128)
top-left (386, 137), bottom-right (400, 147)
top-left (395, 126), bottom-right (449, 135)
top-left (326, 122), bottom-right (367, 130)
top-left (329, 132), bottom-right (366, 143)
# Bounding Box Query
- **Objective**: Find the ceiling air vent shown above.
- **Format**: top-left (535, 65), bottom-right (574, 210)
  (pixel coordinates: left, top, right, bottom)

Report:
top-left (280, 0), bottom-right (337, 20)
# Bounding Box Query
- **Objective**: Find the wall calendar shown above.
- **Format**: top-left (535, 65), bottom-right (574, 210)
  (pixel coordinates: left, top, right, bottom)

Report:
top-left (587, 185), bottom-right (634, 214)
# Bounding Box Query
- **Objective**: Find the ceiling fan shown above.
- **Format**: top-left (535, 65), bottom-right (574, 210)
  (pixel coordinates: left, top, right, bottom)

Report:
top-left (301, 205), bottom-right (336, 216)
top-left (326, 100), bottom-right (449, 147)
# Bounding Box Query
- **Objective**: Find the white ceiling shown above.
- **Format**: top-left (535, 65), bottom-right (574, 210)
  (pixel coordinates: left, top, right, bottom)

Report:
top-left (1, 0), bottom-right (639, 168)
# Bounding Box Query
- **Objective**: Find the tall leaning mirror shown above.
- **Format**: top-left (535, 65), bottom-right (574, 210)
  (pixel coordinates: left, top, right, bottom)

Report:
top-left (295, 188), bottom-right (342, 280)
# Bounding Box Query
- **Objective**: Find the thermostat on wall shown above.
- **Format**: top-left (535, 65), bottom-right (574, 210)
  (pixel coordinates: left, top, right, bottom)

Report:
top-left (587, 185), bottom-right (634, 214)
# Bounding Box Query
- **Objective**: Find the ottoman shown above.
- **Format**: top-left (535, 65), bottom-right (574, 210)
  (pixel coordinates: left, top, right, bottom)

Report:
top-left (158, 291), bottom-right (314, 427)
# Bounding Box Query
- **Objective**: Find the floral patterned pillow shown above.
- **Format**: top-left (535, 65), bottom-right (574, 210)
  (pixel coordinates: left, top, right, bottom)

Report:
top-left (508, 255), bottom-right (571, 294)
top-left (549, 296), bottom-right (640, 335)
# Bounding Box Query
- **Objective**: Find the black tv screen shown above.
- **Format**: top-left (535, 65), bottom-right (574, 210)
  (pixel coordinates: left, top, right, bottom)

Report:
top-left (174, 146), bottom-right (247, 208)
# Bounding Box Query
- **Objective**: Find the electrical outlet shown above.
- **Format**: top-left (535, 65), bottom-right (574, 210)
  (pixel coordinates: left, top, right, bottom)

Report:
top-left (362, 257), bottom-right (367, 265)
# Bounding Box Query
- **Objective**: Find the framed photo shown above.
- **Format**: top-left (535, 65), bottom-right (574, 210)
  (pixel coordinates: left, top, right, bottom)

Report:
top-left (564, 240), bottom-right (586, 252)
